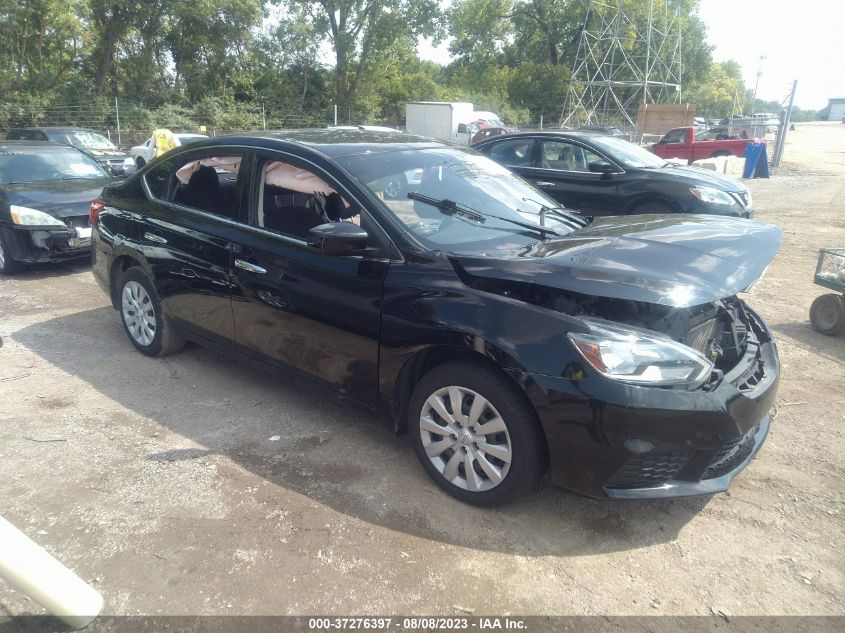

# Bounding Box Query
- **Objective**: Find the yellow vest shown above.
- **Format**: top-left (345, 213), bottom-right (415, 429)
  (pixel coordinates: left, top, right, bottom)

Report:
top-left (153, 129), bottom-right (177, 157)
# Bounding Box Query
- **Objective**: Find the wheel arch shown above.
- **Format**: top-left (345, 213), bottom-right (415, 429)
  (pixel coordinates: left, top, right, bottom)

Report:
top-left (626, 193), bottom-right (679, 214)
top-left (390, 342), bottom-right (541, 436)
top-left (108, 252), bottom-right (147, 309)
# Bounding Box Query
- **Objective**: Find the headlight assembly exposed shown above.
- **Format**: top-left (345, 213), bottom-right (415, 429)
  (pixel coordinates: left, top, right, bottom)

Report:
top-left (9, 205), bottom-right (66, 227)
top-left (568, 318), bottom-right (714, 387)
top-left (690, 186), bottom-right (736, 206)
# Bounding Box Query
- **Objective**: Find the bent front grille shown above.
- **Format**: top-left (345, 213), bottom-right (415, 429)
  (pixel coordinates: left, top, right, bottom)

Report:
top-left (606, 451), bottom-right (692, 489)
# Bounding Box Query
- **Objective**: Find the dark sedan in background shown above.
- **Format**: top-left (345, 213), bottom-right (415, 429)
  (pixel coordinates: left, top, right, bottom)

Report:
top-left (90, 129), bottom-right (779, 505)
top-left (0, 141), bottom-right (112, 274)
top-left (475, 131), bottom-right (754, 218)
top-left (7, 127), bottom-right (135, 176)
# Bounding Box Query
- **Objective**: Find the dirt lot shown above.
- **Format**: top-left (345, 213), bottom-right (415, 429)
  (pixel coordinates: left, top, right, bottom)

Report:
top-left (1, 123), bottom-right (843, 620)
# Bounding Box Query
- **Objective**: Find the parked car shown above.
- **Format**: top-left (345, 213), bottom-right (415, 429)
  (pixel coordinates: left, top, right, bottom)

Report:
top-left (130, 133), bottom-right (209, 168)
top-left (653, 126), bottom-right (757, 162)
top-left (6, 127), bottom-right (135, 176)
top-left (0, 141), bottom-right (113, 274)
top-left (91, 130), bottom-right (780, 505)
top-left (470, 126), bottom-right (508, 145)
top-left (578, 124), bottom-right (625, 138)
top-left (474, 131), bottom-right (754, 217)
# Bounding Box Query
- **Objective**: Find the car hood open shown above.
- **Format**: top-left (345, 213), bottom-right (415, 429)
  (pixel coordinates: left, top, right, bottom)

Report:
top-left (449, 214), bottom-right (782, 307)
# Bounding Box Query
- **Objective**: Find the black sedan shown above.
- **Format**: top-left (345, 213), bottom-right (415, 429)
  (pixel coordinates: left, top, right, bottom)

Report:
top-left (474, 131), bottom-right (754, 218)
top-left (91, 130), bottom-right (780, 505)
top-left (7, 127), bottom-right (136, 176)
top-left (0, 142), bottom-right (113, 274)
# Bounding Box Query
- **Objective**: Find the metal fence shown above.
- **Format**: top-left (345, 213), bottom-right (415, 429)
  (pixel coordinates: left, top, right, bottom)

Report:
top-left (2, 97), bottom-right (798, 166)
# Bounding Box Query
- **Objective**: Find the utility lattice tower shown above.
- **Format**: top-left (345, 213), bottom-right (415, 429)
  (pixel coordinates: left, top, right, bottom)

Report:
top-left (560, 0), bottom-right (683, 130)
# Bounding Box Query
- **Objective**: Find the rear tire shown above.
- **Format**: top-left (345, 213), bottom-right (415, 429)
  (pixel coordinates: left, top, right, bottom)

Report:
top-left (408, 360), bottom-right (547, 506)
top-left (118, 267), bottom-right (185, 356)
top-left (810, 294), bottom-right (845, 336)
top-left (0, 227), bottom-right (24, 275)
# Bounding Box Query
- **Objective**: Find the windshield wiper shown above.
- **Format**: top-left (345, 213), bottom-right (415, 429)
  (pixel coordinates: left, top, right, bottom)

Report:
top-left (407, 192), bottom-right (564, 239)
top-left (521, 198), bottom-right (590, 229)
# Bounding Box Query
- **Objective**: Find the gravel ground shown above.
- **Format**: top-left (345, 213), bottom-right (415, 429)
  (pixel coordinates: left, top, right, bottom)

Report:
top-left (0, 122), bottom-right (843, 620)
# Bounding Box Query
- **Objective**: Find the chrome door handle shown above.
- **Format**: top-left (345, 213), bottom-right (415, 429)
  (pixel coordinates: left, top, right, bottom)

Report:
top-left (234, 259), bottom-right (267, 274)
top-left (143, 231), bottom-right (167, 244)
top-left (534, 181), bottom-right (555, 187)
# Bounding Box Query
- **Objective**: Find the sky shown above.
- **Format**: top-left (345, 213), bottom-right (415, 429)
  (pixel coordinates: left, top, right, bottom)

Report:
top-left (418, 0), bottom-right (843, 110)
top-left (698, 0), bottom-right (843, 109)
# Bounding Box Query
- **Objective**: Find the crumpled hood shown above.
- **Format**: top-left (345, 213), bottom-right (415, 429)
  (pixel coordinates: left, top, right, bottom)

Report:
top-left (657, 164), bottom-right (747, 192)
top-left (1, 178), bottom-right (111, 219)
top-left (450, 214), bottom-right (781, 307)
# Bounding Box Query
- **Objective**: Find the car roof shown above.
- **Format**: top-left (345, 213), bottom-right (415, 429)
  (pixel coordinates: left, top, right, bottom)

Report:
top-left (185, 129), bottom-right (450, 157)
top-left (474, 130), bottom-right (606, 144)
top-left (0, 140), bottom-right (74, 149)
top-left (9, 127), bottom-right (98, 133)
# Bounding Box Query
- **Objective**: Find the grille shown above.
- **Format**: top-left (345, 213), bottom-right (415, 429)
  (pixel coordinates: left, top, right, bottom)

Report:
top-left (606, 451), bottom-right (692, 490)
top-left (702, 425), bottom-right (758, 479)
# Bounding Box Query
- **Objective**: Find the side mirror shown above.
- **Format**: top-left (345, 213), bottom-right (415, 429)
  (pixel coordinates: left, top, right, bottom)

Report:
top-left (657, 138), bottom-right (667, 145)
top-left (457, 123), bottom-right (469, 134)
top-left (589, 161), bottom-right (617, 175)
top-left (306, 222), bottom-right (368, 255)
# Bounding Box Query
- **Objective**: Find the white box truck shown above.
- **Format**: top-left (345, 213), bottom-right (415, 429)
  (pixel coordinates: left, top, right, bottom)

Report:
top-left (405, 102), bottom-right (475, 144)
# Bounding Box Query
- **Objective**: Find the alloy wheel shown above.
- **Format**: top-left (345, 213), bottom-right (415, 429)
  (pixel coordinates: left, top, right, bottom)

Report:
top-left (0, 240), bottom-right (5, 269)
top-left (419, 386), bottom-right (512, 492)
top-left (121, 280), bottom-right (156, 346)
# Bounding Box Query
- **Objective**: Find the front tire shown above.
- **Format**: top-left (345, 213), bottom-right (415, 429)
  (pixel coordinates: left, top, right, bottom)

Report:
top-left (409, 361), bottom-right (547, 506)
top-left (136, 157), bottom-right (146, 169)
top-left (810, 294), bottom-right (845, 336)
top-left (0, 227), bottom-right (24, 275)
top-left (118, 267), bottom-right (185, 356)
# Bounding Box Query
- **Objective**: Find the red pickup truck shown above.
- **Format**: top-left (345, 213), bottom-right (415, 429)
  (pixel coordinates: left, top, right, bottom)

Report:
top-left (652, 126), bottom-right (757, 162)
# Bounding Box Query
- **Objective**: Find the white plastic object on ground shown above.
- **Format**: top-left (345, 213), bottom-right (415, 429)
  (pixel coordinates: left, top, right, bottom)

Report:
top-left (0, 516), bottom-right (103, 629)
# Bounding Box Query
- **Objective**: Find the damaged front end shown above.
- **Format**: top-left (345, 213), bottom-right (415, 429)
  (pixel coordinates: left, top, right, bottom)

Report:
top-left (447, 215), bottom-right (781, 498)
top-left (4, 214), bottom-right (92, 264)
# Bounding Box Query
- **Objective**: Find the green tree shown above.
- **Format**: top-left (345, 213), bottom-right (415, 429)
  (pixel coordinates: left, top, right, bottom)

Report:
top-left (684, 60), bottom-right (748, 118)
top-left (280, 0), bottom-right (444, 115)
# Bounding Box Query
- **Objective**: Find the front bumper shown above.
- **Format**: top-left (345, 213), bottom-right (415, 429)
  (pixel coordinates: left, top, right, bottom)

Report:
top-left (604, 414), bottom-right (769, 498)
top-left (2, 224), bottom-right (91, 263)
top-left (525, 305), bottom-right (778, 499)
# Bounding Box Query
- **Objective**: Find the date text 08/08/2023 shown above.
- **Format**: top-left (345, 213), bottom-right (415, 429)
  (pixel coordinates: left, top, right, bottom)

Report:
top-left (308, 617), bottom-right (528, 630)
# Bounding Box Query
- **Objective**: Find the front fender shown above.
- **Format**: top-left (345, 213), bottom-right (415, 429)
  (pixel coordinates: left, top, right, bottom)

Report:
top-left (378, 258), bottom-right (589, 417)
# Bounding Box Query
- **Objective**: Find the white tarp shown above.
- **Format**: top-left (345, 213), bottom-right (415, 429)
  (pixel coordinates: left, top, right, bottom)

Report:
top-left (175, 156), bottom-right (241, 184)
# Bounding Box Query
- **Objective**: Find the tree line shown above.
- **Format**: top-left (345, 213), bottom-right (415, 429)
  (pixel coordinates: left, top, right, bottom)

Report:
top-left (0, 0), bottom-right (819, 133)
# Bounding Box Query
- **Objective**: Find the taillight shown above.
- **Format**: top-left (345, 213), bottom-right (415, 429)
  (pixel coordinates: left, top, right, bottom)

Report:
top-left (89, 199), bottom-right (105, 226)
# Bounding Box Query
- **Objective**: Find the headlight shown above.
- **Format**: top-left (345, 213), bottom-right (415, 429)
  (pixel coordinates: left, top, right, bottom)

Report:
top-left (567, 318), bottom-right (714, 387)
top-left (690, 186), bottom-right (736, 206)
top-left (9, 205), bottom-right (66, 227)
